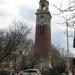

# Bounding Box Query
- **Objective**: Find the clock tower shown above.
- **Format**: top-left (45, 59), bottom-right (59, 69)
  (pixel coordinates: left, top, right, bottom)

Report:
top-left (34, 0), bottom-right (52, 59)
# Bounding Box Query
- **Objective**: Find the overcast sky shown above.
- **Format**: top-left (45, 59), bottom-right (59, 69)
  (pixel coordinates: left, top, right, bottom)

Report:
top-left (0, 0), bottom-right (75, 54)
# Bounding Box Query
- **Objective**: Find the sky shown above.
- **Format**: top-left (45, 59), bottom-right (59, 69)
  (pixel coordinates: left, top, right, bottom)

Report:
top-left (0, 0), bottom-right (75, 54)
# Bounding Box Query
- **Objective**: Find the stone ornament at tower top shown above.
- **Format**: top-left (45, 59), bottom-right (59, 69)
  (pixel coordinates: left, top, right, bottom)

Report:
top-left (39, 0), bottom-right (49, 11)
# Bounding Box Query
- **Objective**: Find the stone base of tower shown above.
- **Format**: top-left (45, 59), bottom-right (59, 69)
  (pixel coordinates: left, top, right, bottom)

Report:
top-left (34, 58), bottom-right (52, 71)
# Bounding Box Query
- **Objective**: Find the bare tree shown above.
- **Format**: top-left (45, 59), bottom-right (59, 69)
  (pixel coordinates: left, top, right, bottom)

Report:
top-left (51, 45), bottom-right (66, 74)
top-left (52, 0), bottom-right (75, 26)
top-left (0, 20), bottom-right (32, 64)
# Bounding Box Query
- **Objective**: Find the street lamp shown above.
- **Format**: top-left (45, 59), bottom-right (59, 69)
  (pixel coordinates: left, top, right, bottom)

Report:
top-left (66, 19), bottom-right (69, 75)
top-left (73, 28), bottom-right (75, 48)
top-left (66, 19), bottom-right (75, 75)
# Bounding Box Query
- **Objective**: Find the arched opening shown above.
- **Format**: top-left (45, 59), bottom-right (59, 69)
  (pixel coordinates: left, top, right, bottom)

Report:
top-left (42, 4), bottom-right (46, 10)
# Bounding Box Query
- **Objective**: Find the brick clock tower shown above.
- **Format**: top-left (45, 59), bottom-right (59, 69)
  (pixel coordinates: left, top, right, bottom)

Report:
top-left (34, 0), bottom-right (52, 59)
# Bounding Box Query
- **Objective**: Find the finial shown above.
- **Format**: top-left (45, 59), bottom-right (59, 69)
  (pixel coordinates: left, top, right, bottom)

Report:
top-left (40, 0), bottom-right (46, 2)
top-left (40, 0), bottom-right (46, 1)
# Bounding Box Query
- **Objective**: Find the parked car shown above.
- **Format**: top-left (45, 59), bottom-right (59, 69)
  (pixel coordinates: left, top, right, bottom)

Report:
top-left (17, 71), bottom-right (24, 75)
top-left (1, 68), bottom-right (10, 75)
top-left (24, 69), bottom-right (41, 75)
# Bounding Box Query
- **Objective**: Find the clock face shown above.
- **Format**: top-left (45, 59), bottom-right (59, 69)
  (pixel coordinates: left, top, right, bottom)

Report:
top-left (39, 15), bottom-right (45, 24)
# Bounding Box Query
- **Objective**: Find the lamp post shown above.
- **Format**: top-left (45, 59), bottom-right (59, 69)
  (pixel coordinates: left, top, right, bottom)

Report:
top-left (73, 28), bottom-right (75, 48)
top-left (66, 19), bottom-right (69, 75)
